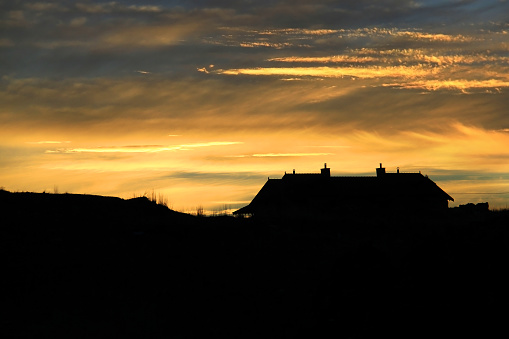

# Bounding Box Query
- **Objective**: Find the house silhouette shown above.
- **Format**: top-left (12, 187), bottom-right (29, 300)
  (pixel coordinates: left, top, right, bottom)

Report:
top-left (233, 164), bottom-right (454, 217)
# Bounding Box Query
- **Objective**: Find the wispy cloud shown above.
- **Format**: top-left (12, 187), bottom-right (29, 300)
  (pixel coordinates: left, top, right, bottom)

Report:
top-left (240, 42), bottom-right (295, 49)
top-left (257, 28), bottom-right (339, 35)
top-left (75, 3), bottom-right (163, 14)
top-left (26, 141), bottom-right (71, 144)
top-left (392, 31), bottom-right (476, 43)
top-left (267, 56), bottom-right (377, 64)
top-left (47, 142), bottom-right (242, 154)
top-left (230, 153), bottom-right (333, 158)
top-left (268, 49), bottom-right (509, 66)
top-left (213, 27), bottom-right (509, 93)
top-left (384, 79), bottom-right (509, 92)
top-left (217, 65), bottom-right (432, 79)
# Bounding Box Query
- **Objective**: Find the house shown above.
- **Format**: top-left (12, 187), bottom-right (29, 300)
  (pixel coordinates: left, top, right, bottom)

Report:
top-left (233, 164), bottom-right (454, 217)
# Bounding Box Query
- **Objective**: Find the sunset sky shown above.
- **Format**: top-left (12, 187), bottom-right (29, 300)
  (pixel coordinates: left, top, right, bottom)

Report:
top-left (2, 0), bottom-right (509, 212)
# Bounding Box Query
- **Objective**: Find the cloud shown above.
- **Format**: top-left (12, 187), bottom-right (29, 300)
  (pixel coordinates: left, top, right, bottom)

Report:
top-left (216, 65), bottom-right (432, 78)
top-left (0, 38), bottom-right (14, 47)
top-left (209, 25), bottom-right (509, 94)
top-left (3, 72), bottom-right (509, 140)
top-left (160, 170), bottom-right (267, 184)
top-left (24, 3), bottom-right (63, 12)
top-left (46, 142), bottom-right (243, 154)
top-left (69, 17), bottom-right (87, 27)
top-left (269, 49), bottom-right (509, 66)
top-left (392, 31), bottom-right (476, 43)
top-left (384, 79), bottom-right (509, 92)
top-left (3, 3), bottom-right (230, 55)
top-left (230, 153), bottom-right (333, 158)
top-left (267, 56), bottom-right (377, 63)
top-left (74, 2), bottom-right (163, 14)
top-left (98, 24), bottom-right (199, 48)
top-left (26, 141), bottom-right (71, 144)
top-left (239, 42), bottom-right (295, 49)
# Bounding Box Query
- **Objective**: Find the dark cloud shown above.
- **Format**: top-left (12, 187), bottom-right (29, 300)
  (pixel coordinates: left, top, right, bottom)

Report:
top-left (2, 69), bottom-right (508, 137)
top-left (423, 169), bottom-right (509, 182)
top-left (292, 85), bottom-right (509, 133)
top-left (160, 170), bottom-right (267, 185)
top-left (168, 0), bottom-right (509, 27)
top-left (3, 0), bottom-right (507, 80)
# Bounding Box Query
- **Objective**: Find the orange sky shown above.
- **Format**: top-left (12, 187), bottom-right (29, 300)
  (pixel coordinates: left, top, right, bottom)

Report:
top-left (1, 1), bottom-right (509, 212)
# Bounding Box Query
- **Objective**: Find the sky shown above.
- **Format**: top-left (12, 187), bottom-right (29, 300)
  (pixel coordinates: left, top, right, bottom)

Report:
top-left (2, 0), bottom-right (509, 213)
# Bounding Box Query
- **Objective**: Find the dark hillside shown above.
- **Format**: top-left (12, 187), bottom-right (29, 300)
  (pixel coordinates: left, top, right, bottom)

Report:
top-left (0, 190), bottom-right (194, 228)
top-left (1, 190), bottom-right (509, 338)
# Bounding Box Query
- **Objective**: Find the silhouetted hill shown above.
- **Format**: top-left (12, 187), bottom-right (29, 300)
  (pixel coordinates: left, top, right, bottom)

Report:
top-left (0, 189), bottom-right (194, 228)
top-left (2, 189), bottom-right (509, 338)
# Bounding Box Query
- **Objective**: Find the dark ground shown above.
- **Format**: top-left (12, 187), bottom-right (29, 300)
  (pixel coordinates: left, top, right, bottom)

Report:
top-left (1, 189), bottom-right (508, 338)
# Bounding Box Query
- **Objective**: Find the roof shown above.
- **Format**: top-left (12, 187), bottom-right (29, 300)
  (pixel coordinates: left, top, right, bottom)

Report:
top-left (233, 169), bottom-right (453, 216)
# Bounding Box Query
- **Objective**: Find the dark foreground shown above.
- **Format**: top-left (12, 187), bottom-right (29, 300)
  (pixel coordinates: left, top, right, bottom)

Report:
top-left (2, 190), bottom-right (509, 338)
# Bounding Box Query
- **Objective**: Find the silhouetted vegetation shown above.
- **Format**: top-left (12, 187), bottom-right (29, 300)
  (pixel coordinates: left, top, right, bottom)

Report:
top-left (1, 189), bottom-right (508, 338)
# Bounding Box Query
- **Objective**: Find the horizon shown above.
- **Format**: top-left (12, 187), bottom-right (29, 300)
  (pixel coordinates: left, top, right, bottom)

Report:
top-left (2, 1), bottom-right (509, 211)
top-left (2, 164), bottom-right (505, 215)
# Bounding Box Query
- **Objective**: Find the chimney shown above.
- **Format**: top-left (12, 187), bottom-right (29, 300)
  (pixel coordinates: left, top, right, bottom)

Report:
top-left (397, 167), bottom-right (400, 174)
top-left (321, 163), bottom-right (330, 177)
top-left (376, 163), bottom-right (386, 177)
top-left (293, 169), bottom-right (295, 174)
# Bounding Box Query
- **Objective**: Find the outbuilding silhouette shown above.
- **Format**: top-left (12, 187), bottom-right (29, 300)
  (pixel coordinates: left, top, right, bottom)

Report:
top-left (233, 164), bottom-right (454, 217)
